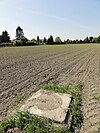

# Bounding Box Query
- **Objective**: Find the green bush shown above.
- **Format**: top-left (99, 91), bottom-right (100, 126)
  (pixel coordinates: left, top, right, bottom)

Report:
top-left (0, 43), bottom-right (12, 47)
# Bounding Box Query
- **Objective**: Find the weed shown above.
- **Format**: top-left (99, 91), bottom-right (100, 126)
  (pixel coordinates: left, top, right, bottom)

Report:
top-left (13, 96), bottom-right (21, 107)
top-left (0, 111), bottom-right (70, 133)
top-left (43, 83), bottom-right (83, 131)
top-left (93, 94), bottom-right (100, 101)
top-left (0, 84), bottom-right (83, 133)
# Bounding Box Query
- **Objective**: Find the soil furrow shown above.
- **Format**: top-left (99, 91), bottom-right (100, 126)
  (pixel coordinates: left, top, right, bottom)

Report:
top-left (0, 45), bottom-right (100, 133)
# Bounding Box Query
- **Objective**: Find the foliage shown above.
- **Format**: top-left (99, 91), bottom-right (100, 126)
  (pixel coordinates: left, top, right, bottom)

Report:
top-left (37, 36), bottom-right (40, 44)
top-left (89, 36), bottom-right (93, 43)
top-left (93, 94), bottom-right (100, 101)
top-left (0, 43), bottom-right (12, 47)
top-left (0, 31), bottom-right (11, 46)
top-left (47, 35), bottom-right (54, 44)
top-left (96, 36), bottom-right (100, 43)
top-left (55, 37), bottom-right (62, 44)
top-left (43, 37), bottom-right (47, 44)
top-left (0, 26), bottom-right (100, 47)
top-left (65, 36), bottom-right (100, 44)
top-left (0, 84), bottom-right (83, 133)
top-left (2, 31), bottom-right (11, 43)
top-left (0, 111), bottom-right (70, 133)
top-left (84, 37), bottom-right (89, 43)
top-left (31, 38), bottom-right (37, 43)
top-left (14, 38), bottom-right (28, 46)
top-left (25, 40), bottom-right (38, 46)
top-left (13, 96), bottom-right (21, 107)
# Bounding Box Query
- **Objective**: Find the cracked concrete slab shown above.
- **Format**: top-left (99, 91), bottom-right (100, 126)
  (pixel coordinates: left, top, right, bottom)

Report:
top-left (20, 89), bottom-right (72, 123)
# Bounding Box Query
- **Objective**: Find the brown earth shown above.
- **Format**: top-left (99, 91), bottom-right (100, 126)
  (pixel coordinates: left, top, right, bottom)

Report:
top-left (0, 45), bottom-right (100, 133)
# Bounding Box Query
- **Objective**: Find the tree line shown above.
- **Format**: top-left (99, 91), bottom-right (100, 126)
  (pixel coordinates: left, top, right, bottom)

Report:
top-left (0, 26), bottom-right (100, 46)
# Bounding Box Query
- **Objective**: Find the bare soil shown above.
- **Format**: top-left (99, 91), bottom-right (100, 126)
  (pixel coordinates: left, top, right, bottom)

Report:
top-left (0, 45), bottom-right (100, 133)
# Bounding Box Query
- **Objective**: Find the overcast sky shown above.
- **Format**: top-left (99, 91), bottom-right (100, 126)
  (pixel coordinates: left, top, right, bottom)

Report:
top-left (0, 0), bottom-right (100, 40)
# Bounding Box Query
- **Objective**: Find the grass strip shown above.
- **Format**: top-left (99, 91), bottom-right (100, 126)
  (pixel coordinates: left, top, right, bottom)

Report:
top-left (0, 84), bottom-right (83, 133)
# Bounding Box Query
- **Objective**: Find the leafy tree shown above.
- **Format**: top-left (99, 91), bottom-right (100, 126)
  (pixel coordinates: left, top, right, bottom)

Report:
top-left (97, 36), bottom-right (100, 43)
top-left (72, 40), bottom-right (76, 44)
top-left (75, 39), bottom-right (79, 44)
top-left (0, 35), bottom-right (2, 43)
top-left (89, 36), bottom-right (93, 43)
top-left (37, 36), bottom-right (40, 44)
top-left (39, 39), bottom-right (43, 44)
top-left (43, 37), bottom-right (47, 44)
top-left (1, 31), bottom-right (11, 43)
top-left (79, 39), bottom-right (83, 43)
top-left (47, 35), bottom-right (54, 44)
top-left (92, 38), bottom-right (96, 43)
top-left (55, 36), bottom-right (62, 44)
top-left (31, 38), bottom-right (37, 43)
top-left (63, 40), bottom-right (66, 44)
top-left (84, 37), bottom-right (89, 43)
top-left (66, 39), bottom-right (70, 44)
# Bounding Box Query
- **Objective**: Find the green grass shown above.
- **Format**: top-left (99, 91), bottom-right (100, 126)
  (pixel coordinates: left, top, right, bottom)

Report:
top-left (0, 84), bottom-right (83, 133)
top-left (13, 96), bottom-right (21, 107)
top-left (42, 84), bottom-right (83, 130)
top-left (0, 111), bottom-right (70, 133)
top-left (93, 94), bottom-right (100, 101)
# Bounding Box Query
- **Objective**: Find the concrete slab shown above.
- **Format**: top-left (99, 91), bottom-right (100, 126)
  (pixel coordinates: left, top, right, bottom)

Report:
top-left (20, 89), bottom-right (72, 123)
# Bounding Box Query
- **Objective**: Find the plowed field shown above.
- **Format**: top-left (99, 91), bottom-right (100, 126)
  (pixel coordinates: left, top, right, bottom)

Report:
top-left (0, 45), bottom-right (100, 133)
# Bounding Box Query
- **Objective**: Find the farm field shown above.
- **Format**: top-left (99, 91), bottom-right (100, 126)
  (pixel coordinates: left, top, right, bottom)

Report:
top-left (0, 44), bottom-right (100, 133)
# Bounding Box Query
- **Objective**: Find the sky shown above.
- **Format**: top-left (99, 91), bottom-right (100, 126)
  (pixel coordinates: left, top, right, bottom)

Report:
top-left (0, 0), bottom-right (100, 40)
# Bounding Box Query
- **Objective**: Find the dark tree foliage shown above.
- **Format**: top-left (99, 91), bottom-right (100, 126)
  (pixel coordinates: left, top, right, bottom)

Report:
top-left (79, 40), bottom-right (83, 43)
top-left (64, 35), bottom-right (100, 44)
top-left (47, 35), bottom-right (54, 44)
top-left (1, 31), bottom-right (11, 43)
top-left (65, 39), bottom-right (71, 44)
top-left (0, 26), bottom-right (100, 47)
top-left (0, 35), bottom-right (2, 43)
top-left (43, 37), bottom-right (47, 44)
top-left (37, 36), bottom-right (40, 44)
top-left (84, 37), bottom-right (89, 43)
top-left (89, 36), bottom-right (93, 43)
top-left (97, 36), bottom-right (100, 43)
